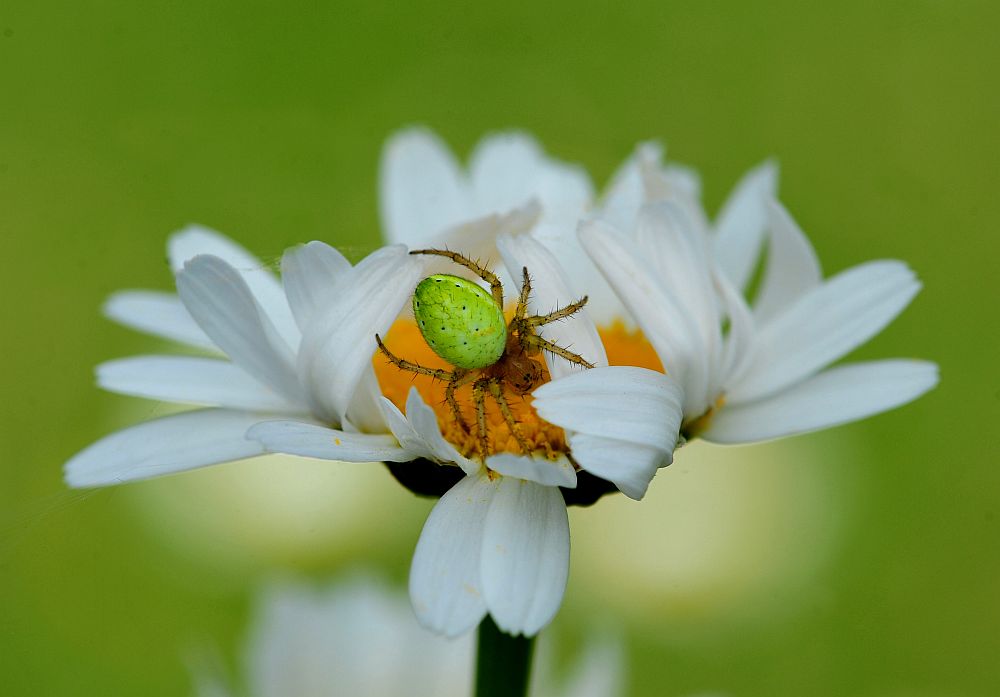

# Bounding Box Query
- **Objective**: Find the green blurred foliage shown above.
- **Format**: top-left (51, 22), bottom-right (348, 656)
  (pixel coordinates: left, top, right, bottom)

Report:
top-left (1, 1), bottom-right (997, 695)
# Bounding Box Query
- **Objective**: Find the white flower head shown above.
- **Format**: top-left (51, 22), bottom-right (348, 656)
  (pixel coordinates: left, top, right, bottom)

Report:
top-left (66, 219), bottom-right (684, 638)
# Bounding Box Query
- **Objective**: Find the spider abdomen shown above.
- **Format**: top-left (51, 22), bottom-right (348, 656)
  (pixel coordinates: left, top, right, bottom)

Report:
top-left (413, 274), bottom-right (507, 370)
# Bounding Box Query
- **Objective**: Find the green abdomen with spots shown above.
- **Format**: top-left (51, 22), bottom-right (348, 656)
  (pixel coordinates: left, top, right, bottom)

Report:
top-left (413, 274), bottom-right (507, 370)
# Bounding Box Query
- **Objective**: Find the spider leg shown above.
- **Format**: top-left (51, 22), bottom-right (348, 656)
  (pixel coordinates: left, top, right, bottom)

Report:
top-left (525, 295), bottom-right (589, 327)
top-left (445, 369), bottom-right (478, 433)
top-left (513, 266), bottom-right (532, 323)
top-left (487, 378), bottom-right (532, 455)
top-left (472, 377), bottom-right (491, 461)
top-left (522, 333), bottom-right (596, 369)
top-left (375, 334), bottom-right (453, 381)
top-left (409, 248), bottom-right (504, 308)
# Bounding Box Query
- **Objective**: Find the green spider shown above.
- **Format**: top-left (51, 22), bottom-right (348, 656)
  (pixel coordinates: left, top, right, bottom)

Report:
top-left (375, 248), bottom-right (595, 461)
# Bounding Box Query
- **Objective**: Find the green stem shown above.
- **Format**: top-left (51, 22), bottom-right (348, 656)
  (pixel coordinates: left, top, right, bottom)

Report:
top-left (474, 616), bottom-right (535, 697)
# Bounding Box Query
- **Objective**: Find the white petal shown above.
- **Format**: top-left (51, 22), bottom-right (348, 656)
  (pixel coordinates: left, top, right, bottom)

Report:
top-left (481, 478), bottom-right (569, 636)
top-left (497, 233), bottom-right (608, 378)
top-left (410, 474), bottom-right (495, 637)
top-left (65, 409), bottom-right (269, 487)
top-left (344, 365), bottom-right (392, 434)
top-left (379, 128), bottom-right (474, 246)
top-left (712, 160), bottom-right (779, 291)
top-left (246, 420), bottom-right (411, 462)
top-left (705, 359), bottom-right (939, 444)
top-left (103, 290), bottom-right (216, 351)
top-left (565, 435), bottom-right (668, 500)
top-left (469, 131), bottom-right (592, 224)
top-left (599, 142), bottom-right (661, 231)
top-left (281, 241), bottom-right (352, 330)
top-left (532, 366), bottom-right (683, 452)
top-left (715, 271), bottom-right (757, 389)
top-left (487, 453), bottom-right (577, 488)
top-left (469, 132), bottom-right (547, 213)
top-left (637, 148), bottom-right (711, 233)
top-left (97, 355), bottom-right (301, 412)
top-left (579, 221), bottom-right (709, 414)
top-left (634, 203), bottom-right (720, 366)
top-left (297, 245), bottom-right (425, 424)
top-left (377, 389), bottom-right (477, 476)
top-left (176, 255), bottom-right (305, 405)
top-left (168, 225), bottom-right (300, 347)
top-left (728, 260), bottom-right (921, 403)
top-left (532, 366), bottom-right (683, 499)
top-left (753, 199), bottom-right (822, 323)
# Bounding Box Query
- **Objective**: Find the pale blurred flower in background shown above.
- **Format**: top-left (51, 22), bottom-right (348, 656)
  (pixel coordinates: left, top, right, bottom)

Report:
top-left (193, 574), bottom-right (627, 697)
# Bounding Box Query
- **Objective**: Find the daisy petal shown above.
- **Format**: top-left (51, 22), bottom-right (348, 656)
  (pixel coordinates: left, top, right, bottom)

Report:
top-left (469, 132), bottom-right (592, 222)
top-left (377, 389), bottom-right (477, 475)
top-left (103, 290), bottom-right (216, 351)
top-left (410, 474), bottom-right (495, 637)
top-left (532, 366), bottom-right (683, 499)
top-left (567, 435), bottom-right (668, 500)
top-left (752, 199), bottom-right (822, 323)
top-left (705, 359), bottom-right (939, 443)
top-left (715, 271), bottom-right (757, 388)
top-left (532, 366), bottom-right (683, 452)
top-left (487, 454), bottom-right (577, 488)
top-left (297, 245), bottom-right (425, 424)
top-left (600, 142), bottom-right (661, 231)
top-left (637, 148), bottom-right (710, 233)
top-left (579, 220), bottom-right (706, 411)
top-left (481, 478), bottom-right (570, 636)
top-left (176, 255), bottom-right (305, 405)
top-left (713, 160), bottom-right (778, 291)
top-left (97, 355), bottom-right (301, 412)
top-left (281, 241), bottom-right (352, 331)
top-left (497, 233), bottom-right (608, 378)
top-left (65, 409), bottom-right (270, 487)
top-left (246, 420), bottom-right (411, 462)
top-left (403, 389), bottom-right (478, 475)
top-left (634, 203), bottom-right (720, 361)
top-left (168, 225), bottom-right (300, 347)
top-left (379, 128), bottom-right (473, 247)
top-left (728, 260), bottom-right (922, 403)
top-left (344, 366), bottom-right (393, 435)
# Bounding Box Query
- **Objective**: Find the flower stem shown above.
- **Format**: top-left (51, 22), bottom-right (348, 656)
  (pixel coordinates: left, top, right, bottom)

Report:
top-left (474, 616), bottom-right (535, 697)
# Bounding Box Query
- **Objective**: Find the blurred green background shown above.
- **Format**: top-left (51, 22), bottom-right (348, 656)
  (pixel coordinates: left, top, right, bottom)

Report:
top-left (2, 1), bottom-right (997, 695)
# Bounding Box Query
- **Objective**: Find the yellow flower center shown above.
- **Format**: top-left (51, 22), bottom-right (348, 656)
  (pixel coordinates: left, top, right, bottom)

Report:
top-left (373, 319), bottom-right (663, 459)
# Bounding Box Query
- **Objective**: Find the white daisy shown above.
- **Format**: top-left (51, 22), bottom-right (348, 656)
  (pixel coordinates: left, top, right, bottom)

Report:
top-left (65, 223), bottom-right (685, 638)
top-left (193, 574), bottom-right (626, 697)
top-left (571, 193), bottom-right (939, 444)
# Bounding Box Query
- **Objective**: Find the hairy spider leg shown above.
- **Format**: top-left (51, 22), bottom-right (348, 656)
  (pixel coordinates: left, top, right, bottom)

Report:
top-left (472, 378), bottom-right (491, 460)
top-left (513, 266), bottom-right (532, 324)
top-left (444, 370), bottom-right (479, 433)
top-left (524, 295), bottom-right (590, 327)
top-left (409, 248), bottom-right (504, 308)
top-left (522, 333), bottom-right (597, 369)
top-left (375, 333), bottom-right (470, 432)
top-left (486, 378), bottom-right (532, 454)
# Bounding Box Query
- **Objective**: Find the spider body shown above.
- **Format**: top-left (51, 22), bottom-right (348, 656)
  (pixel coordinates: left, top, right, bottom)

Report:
top-left (412, 274), bottom-right (506, 370)
top-left (376, 249), bottom-right (594, 462)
